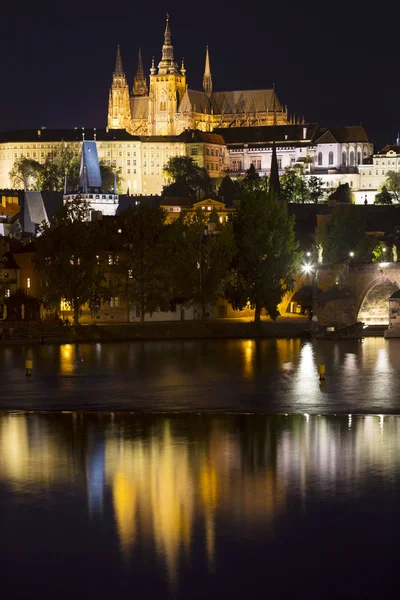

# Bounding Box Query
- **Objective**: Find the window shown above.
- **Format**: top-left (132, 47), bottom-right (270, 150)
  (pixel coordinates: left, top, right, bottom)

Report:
top-left (277, 158), bottom-right (282, 169)
top-left (350, 151), bottom-right (355, 167)
top-left (136, 306), bottom-right (140, 318)
top-left (328, 151), bottom-right (334, 165)
top-left (110, 297), bottom-right (119, 308)
top-left (3, 272), bottom-right (8, 278)
top-left (357, 152), bottom-right (361, 165)
top-left (128, 269), bottom-right (133, 279)
top-left (108, 255), bottom-right (113, 265)
top-left (96, 255), bottom-right (100, 265)
top-left (318, 152), bottom-right (323, 166)
top-left (27, 277), bottom-right (31, 289)
top-left (5, 289), bottom-right (10, 298)
top-left (342, 152), bottom-right (347, 167)
top-left (191, 147), bottom-right (198, 156)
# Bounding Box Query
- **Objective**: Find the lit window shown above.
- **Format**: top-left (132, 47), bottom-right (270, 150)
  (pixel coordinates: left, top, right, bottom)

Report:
top-left (108, 255), bottom-right (113, 265)
top-left (5, 289), bottom-right (10, 297)
top-left (27, 277), bottom-right (31, 289)
top-left (128, 270), bottom-right (133, 279)
top-left (96, 255), bottom-right (100, 265)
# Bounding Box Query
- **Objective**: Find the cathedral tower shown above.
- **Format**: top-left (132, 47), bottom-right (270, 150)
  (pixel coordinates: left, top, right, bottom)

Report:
top-left (148, 15), bottom-right (187, 135)
top-left (133, 48), bottom-right (148, 96)
top-left (107, 45), bottom-right (132, 130)
top-left (203, 45), bottom-right (212, 98)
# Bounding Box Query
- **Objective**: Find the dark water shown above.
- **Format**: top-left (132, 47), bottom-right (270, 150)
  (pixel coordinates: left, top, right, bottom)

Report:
top-left (1, 337), bottom-right (400, 413)
top-left (1, 411), bottom-right (400, 599)
top-left (2, 339), bottom-right (400, 598)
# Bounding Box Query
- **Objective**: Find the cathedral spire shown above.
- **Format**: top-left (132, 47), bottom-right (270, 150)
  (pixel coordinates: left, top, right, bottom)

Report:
top-left (203, 45), bottom-right (212, 98)
top-left (159, 13), bottom-right (177, 73)
top-left (133, 48), bottom-right (148, 96)
top-left (114, 44), bottom-right (124, 76)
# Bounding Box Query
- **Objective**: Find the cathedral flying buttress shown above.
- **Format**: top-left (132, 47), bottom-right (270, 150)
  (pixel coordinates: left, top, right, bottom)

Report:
top-left (107, 15), bottom-right (291, 137)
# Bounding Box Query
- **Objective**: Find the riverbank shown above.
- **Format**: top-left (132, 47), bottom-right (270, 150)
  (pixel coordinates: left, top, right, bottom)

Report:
top-left (0, 317), bottom-right (312, 344)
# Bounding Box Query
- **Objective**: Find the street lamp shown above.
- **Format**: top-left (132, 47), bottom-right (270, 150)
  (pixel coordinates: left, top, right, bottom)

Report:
top-left (349, 251), bottom-right (355, 258)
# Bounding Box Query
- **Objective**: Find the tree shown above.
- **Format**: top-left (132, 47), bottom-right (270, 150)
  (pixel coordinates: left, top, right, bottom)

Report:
top-left (226, 189), bottom-right (299, 323)
top-left (218, 175), bottom-right (241, 206)
top-left (315, 206), bottom-right (368, 263)
top-left (372, 241), bottom-right (392, 263)
top-left (307, 176), bottom-right (324, 204)
top-left (385, 171), bottom-right (400, 202)
top-left (119, 204), bottom-right (172, 323)
top-left (99, 161), bottom-right (123, 192)
top-left (172, 210), bottom-right (236, 319)
top-left (34, 196), bottom-right (107, 325)
top-left (280, 166), bottom-right (309, 203)
top-left (375, 184), bottom-right (393, 205)
top-left (163, 156), bottom-right (211, 199)
top-left (9, 157), bottom-right (43, 190)
top-left (240, 164), bottom-right (268, 194)
top-left (328, 182), bottom-right (354, 204)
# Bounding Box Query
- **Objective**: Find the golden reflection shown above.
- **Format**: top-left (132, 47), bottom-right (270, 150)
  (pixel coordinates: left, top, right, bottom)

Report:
top-left (113, 471), bottom-right (137, 557)
top-left (60, 344), bottom-right (74, 375)
top-left (0, 414), bottom-right (72, 491)
top-left (243, 340), bottom-right (255, 379)
top-left (3, 412), bottom-right (400, 588)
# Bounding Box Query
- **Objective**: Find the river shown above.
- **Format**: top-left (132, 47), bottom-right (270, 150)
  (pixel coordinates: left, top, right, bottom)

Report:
top-left (1, 338), bottom-right (400, 598)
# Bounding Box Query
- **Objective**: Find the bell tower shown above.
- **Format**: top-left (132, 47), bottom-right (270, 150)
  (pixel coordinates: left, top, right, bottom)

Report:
top-left (107, 45), bottom-right (132, 131)
top-left (148, 15), bottom-right (187, 135)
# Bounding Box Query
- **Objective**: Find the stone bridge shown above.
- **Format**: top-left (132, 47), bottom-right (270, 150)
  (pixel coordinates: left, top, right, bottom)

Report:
top-left (286, 262), bottom-right (400, 327)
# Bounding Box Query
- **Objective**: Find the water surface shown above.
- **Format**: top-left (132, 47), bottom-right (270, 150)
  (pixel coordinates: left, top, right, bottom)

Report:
top-left (0, 337), bottom-right (399, 413)
top-left (1, 412), bottom-right (399, 598)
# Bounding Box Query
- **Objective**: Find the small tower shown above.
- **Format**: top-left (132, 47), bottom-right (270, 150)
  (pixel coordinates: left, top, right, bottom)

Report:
top-left (133, 48), bottom-right (148, 96)
top-left (203, 45), bottom-right (212, 98)
top-left (107, 45), bottom-right (132, 131)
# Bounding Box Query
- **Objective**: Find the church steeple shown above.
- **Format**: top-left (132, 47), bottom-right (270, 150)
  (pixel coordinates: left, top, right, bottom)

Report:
top-left (114, 44), bottom-right (124, 76)
top-left (158, 13), bottom-right (178, 74)
top-left (203, 45), bottom-right (212, 98)
top-left (133, 48), bottom-right (148, 96)
top-left (107, 45), bottom-right (131, 131)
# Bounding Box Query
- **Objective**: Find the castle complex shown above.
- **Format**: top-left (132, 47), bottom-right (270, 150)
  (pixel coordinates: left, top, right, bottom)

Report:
top-left (107, 15), bottom-right (290, 136)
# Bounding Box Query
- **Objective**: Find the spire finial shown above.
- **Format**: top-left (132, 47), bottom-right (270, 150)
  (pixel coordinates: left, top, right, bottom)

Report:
top-left (203, 44), bottom-right (212, 98)
top-left (397, 132), bottom-right (400, 146)
top-left (115, 44), bottom-right (124, 76)
top-left (159, 13), bottom-right (176, 73)
top-left (150, 56), bottom-right (156, 75)
top-left (181, 57), bottom-right (186, 76)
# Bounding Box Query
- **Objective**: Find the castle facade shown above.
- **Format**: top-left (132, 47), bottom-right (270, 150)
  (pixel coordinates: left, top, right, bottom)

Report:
top-left (107, 15), bottom-right (290, 136)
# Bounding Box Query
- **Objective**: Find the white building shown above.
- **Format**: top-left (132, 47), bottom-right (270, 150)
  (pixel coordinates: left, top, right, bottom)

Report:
top-left (358, 144), bottom-right (400, 204)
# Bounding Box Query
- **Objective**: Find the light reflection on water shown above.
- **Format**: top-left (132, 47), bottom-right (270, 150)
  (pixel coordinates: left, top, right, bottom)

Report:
top-left (1, 412), bottom-right (400, 597)
top-left (1, 337), bottom-right (400, 413)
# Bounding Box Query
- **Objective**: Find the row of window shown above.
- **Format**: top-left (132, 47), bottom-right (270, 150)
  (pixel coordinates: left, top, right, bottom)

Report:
top-left (317, 150), bottom-right (367, 167)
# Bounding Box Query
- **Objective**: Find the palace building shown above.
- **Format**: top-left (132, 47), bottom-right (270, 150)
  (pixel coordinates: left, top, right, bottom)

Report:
top-left (107, 15), bottom-right (291, 136)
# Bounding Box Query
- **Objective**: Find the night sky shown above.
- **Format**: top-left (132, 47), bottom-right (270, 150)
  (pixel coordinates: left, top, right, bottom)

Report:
top-left (1, 0), bottom-right (397, 149)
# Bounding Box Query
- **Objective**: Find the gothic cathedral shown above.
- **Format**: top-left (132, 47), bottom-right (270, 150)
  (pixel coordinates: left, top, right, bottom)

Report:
top-left (107, 15), bottom-right (290, 136)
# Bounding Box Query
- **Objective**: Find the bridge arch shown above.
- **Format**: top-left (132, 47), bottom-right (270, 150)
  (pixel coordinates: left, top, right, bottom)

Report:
top-left (357, 278), bottom-right (399, 325)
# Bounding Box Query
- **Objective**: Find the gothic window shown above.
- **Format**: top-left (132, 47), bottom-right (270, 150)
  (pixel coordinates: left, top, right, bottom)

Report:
top-left (350, 151), bottom-right (355, 167)
top-left (318, 152), bottom-right (323, 166)
top-left (342, 152), bottom-right (347, 167)
top-left (328, 151), bottom-right (333, 165)
top-left (160, 101), bottom-right (167, 111)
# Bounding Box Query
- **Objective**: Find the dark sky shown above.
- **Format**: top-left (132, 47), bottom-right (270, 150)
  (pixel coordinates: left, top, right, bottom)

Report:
top-left (0, 0), bottom-right (397, 149)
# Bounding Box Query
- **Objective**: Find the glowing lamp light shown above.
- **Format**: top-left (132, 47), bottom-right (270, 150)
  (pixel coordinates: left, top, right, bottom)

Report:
top-left (306, 251), bottom-right (311, 257)
top-left (382, 247), bottom-right (387, 253)
top-left (302, 262), bottom-right (314, 274)
top-left (349, 251), bottom-right (355, 258)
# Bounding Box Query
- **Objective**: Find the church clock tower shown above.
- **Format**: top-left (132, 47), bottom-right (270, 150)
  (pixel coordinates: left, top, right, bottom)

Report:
top-left (148, 15), bottom-right (187, 135)
top-left (107, 45), bottom-right (131, 131)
